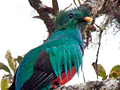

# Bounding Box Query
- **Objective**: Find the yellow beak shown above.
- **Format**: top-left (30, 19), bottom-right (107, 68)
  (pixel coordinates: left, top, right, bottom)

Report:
top-left (84, 16), bottom-right (92, 22)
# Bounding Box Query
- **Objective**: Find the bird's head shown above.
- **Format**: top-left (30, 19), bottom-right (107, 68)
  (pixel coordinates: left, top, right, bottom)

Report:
top-left (55, 7), bottom-right (92, 31)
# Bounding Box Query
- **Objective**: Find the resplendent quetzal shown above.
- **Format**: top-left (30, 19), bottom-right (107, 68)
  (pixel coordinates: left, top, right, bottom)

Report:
top-left (9, 7), bottom-right (92, 90)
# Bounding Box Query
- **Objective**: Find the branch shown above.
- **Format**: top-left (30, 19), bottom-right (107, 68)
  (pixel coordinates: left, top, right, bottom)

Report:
top-left (28, 0), bottom-right (55, 37)
top-left (95, 29), bottom-right (103, 79)
top-left (28, 0), bottom-right (107, 38)
top-left (94, 15), bottom-right (111, 79)
top-left (54, 79), bottom-right (120, 90)
top-left (28, 0), bottom-right (120, 39)
top-left (82, 0), bottom-right (106, 15)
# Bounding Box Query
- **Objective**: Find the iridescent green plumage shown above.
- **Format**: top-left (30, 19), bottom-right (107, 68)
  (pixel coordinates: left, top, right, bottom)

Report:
top-left (46, 43), bottom-right (83, 79)
top-left (9, 7), bottom-right (91, 90)
top-left (55, 7), bottom-right (89, 31)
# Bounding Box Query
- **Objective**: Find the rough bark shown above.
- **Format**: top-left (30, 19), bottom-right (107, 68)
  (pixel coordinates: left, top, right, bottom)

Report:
top-left (28, 0), bottom-right (55, 37)
top-left (28, 0), bottom-right (120, 41)
top-left (28, 0), bottom-right (120, 35)
top-left (54, 79), bottom-right (120, 90)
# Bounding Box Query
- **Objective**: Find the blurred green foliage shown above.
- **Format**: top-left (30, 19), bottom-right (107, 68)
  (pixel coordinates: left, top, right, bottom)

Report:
top-left (0, 50), bottom-right (23, 90)
top-left (92, 62), bottom-right (120, 80)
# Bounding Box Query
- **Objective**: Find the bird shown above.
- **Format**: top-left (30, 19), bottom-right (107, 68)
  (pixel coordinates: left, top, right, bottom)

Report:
top-left (9, 7), bottom-right (92, 90)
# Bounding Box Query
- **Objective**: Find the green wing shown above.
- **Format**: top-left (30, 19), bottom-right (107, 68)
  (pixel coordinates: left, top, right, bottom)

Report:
top-left (46, 43), bottom-right (83, 79)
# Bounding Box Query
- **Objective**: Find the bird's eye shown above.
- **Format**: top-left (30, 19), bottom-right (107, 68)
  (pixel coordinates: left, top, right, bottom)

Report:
top-left (69, 13), bottom-right (73, 18)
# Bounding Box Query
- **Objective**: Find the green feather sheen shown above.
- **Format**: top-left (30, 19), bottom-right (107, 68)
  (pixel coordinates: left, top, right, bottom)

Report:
top-left (63, 48), bottom-right (68, 79)
top-left (16, 27), bottom-right (84, 90)
top-left (74, 45), bottom-right (80, 76)
top-left (70, 45), bottom-right (79, 72)
top-left (49, 49), bottom-right (58, 77)
top-left (57, 48), bottom-right (62, 79)
top-left (67, 48), bottom-right (72, 77)
top-left (77, 47), bottom-right (83, 69)
top-left (51, 46), bottom-right (58, 55)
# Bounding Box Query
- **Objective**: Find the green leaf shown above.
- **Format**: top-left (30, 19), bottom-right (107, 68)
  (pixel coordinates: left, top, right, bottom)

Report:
top-left (92, 62), bottom-right (107, 80)
top-left (109, 65), bottom-right (120, 79)
top-left (0, 62), bottom-right (11, 74)
top-left (73, 0), bottom-right (77, 6)
top-left (5, 50), bottom-right (16, 73)
top-left (1, 75), bottom-right (10, 90)
top-left (52, 0), bottom-right (59, 15)
top-left (81, 0), bottom-right (85, 2)
top-left (78, 0), bottom-right (81, 6)
top-left (15, 56), bottom-right (23, 64)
